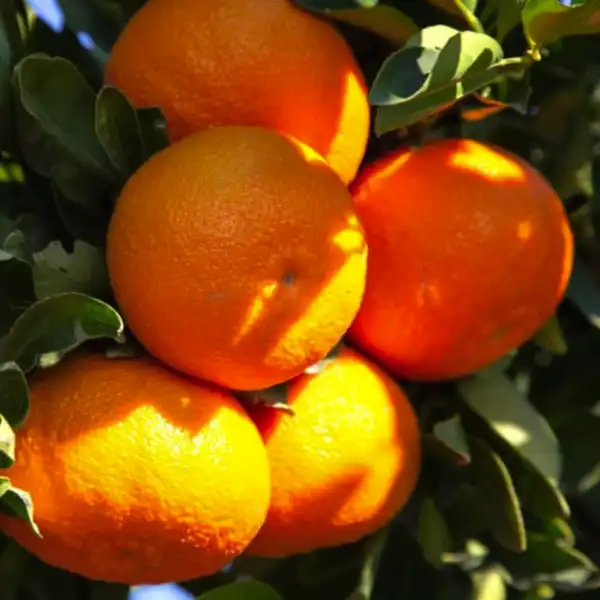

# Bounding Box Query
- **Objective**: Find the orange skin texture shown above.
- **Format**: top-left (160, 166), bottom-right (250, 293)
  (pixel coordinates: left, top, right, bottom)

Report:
top-left (104, 0), bottom-right (369, 184)
top-left (348, 138), bottom-right (574, 381)
top-left (0, 354), bottom-right (270, 584)
top-left (106, 126), bottom-right (367, 391)
top-left (245, 346), bottom-right (421, 557)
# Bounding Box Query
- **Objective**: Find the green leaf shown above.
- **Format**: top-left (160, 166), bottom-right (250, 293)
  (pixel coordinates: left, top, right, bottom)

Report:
top-left (95, 86), bottom-right (143, 178)
top-left (369, 26), bottom-right (526, 134)
top-left (459, 372), bottom-right (562, 482)
top-left (533, 314), bottom-right (568, 356)
top-left (426, 414), bottom-right (471, 466)
top-left (137, 107), bottom-right (169, 161)
top-left (351, 529), bottom-right (389, 600)
top-left (196, 581), bottom-right (283, 600)
top-left (417, 497), bottom-right (453, 568)
top-left (294, 1), bottom-right (418, 46)
top-left (0, 415), bottom-right (14, 468)
top-left (498, 532), bottom-right (597, 591)
top-left (0, 248), bottom-right (35, 337)
top-left (0, 476), bottom-right (8, 497)
top-left (458, 373), bottom-right (569, 520)
top-left (522, 0), bottom-right (600, 53)
top-left (0, 292), bottom-right (125, 373)
top-left (480, 0), bottom-right (525, 42)
top-left (32, 240), bottom-right (110, 301)
top-left (471, 568), bottom-right (506, 600)
top-left (535, 517), bottom-right (575, 547)
top-left (0, 362), bottom-right (28, 429)
top-left (0, 485), bottom-right (40, 536)
top-left (14, 54), bottom-right (117, 206)
top-left (468, 437), bottom-right (526, 552)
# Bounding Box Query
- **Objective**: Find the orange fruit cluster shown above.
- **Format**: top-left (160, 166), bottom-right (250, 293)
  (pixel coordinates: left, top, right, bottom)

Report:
top-left (0, 0), bottom-right (574, 588)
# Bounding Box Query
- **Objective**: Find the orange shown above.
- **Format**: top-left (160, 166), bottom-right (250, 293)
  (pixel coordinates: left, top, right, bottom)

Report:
top-left (105, 0), bottom-right (369, 184)
top-left (106, 126), bottom-right (367, 391)
top-left (0, 353), bottom-right (270, 584)
top-left (348, 138), bottom-right (574, 381)
top-left (245, 346), bottom-right (420, 557)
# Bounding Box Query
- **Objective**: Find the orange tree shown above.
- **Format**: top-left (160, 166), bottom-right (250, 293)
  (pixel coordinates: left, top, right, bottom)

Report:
top-left (2, 0), bottom-right (600, 599)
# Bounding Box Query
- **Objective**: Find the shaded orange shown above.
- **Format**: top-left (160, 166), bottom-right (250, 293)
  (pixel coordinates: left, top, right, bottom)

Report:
top-left (0, 353), bottom-right (270, 584)
top-left (106, 126), bottom-right (367, 391)
top-left (104, 0), bottom-right (370, 184)
top-left (349, 138), bottom-right (574, 381)
top-left (246, 346), bottom-right (420, 557)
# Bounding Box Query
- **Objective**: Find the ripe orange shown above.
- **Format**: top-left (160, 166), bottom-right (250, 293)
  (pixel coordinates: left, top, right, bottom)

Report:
top-left (349, 138), bottom-right (574, 381)
top-left (0, 353), bottom-right (271, 584)
top-left (105, 0), bottom-right (369, 184)
top-left (106, 126), bottom-right (367, 391)
top-left (245, 346), bottom-right (420, 557)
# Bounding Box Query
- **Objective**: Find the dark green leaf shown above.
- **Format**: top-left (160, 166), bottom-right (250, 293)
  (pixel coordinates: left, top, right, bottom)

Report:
top-left (417, 497), bottom-right (453, 568)
top-left (95, 86), bottom-right (143, 178)
top-left (0, 485), bottom-right (40, 536)
top-left (0, 476), bottom-right (8, 498)
top-left (0, 249), bottom-right (35, 338)
top-left (554, 414), bottom-right (600, 494)
top-left (0, 538), bottom-right (32, 600)
top-left (137, 107), bottom-right (169, 160)
top-left (468, 437), bottom-right (526, 552)
top-left (533, 314), bottom-right (567, 355)
top-left (25, 18), bottom-right (104, 91)
top-left (458, 373), bottom-right (569, 520)
top-left (443, 484), bottom-right (490, 540)
top-left (350, 529), bottom-right (388, 600)
top-left (498, 532), bottom-right (597, 591)
top-left (0, 0), bottom-right (23, 151)
top-left (294, 1), bottom-right (418, 45)
top-left (0, 362), bottom-right (28, 429)
top-left (0, 292), bottom-right (125, 373)
top-left (522, 0), bottom-right (600, 53)
top-left (370, 26), bottom-right (526, 134)
top-left (480, 0), bottom-right (525, 42)
top-left (430, 414), bottom-right (471, 465)
top-left (0, 414), bottom-right (14, 468)
top-left (565, 257), bottom-right (600, 329)
top-left (32, 239), bottom-right (110, 301)
top-left (52, 185), bottom-right (110, 248)
top-left (14, 54), bottom-right (117, 205)
top-left (56, 0), bottom-right (124, 53)
top-left (459, 372), bottom-right (562, 481)
top-left (196, 581), bottom-right (283, 600)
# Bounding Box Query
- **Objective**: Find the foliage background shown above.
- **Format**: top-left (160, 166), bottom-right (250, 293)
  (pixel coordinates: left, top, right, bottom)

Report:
top-left (4, 1), bottom-right (600, 600)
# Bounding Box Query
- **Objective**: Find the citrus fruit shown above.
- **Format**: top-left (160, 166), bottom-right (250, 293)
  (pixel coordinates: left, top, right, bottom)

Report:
top-left (0, 353), bottom-right (271, 584)
top-left (106, 126), bottom-right (367, 391)
top-left (348, 138), bottom-right (574, 381)
top-left (245, 346), bottom-right (421, 557)
top-left (105, 0), bottom-right (370, 184)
